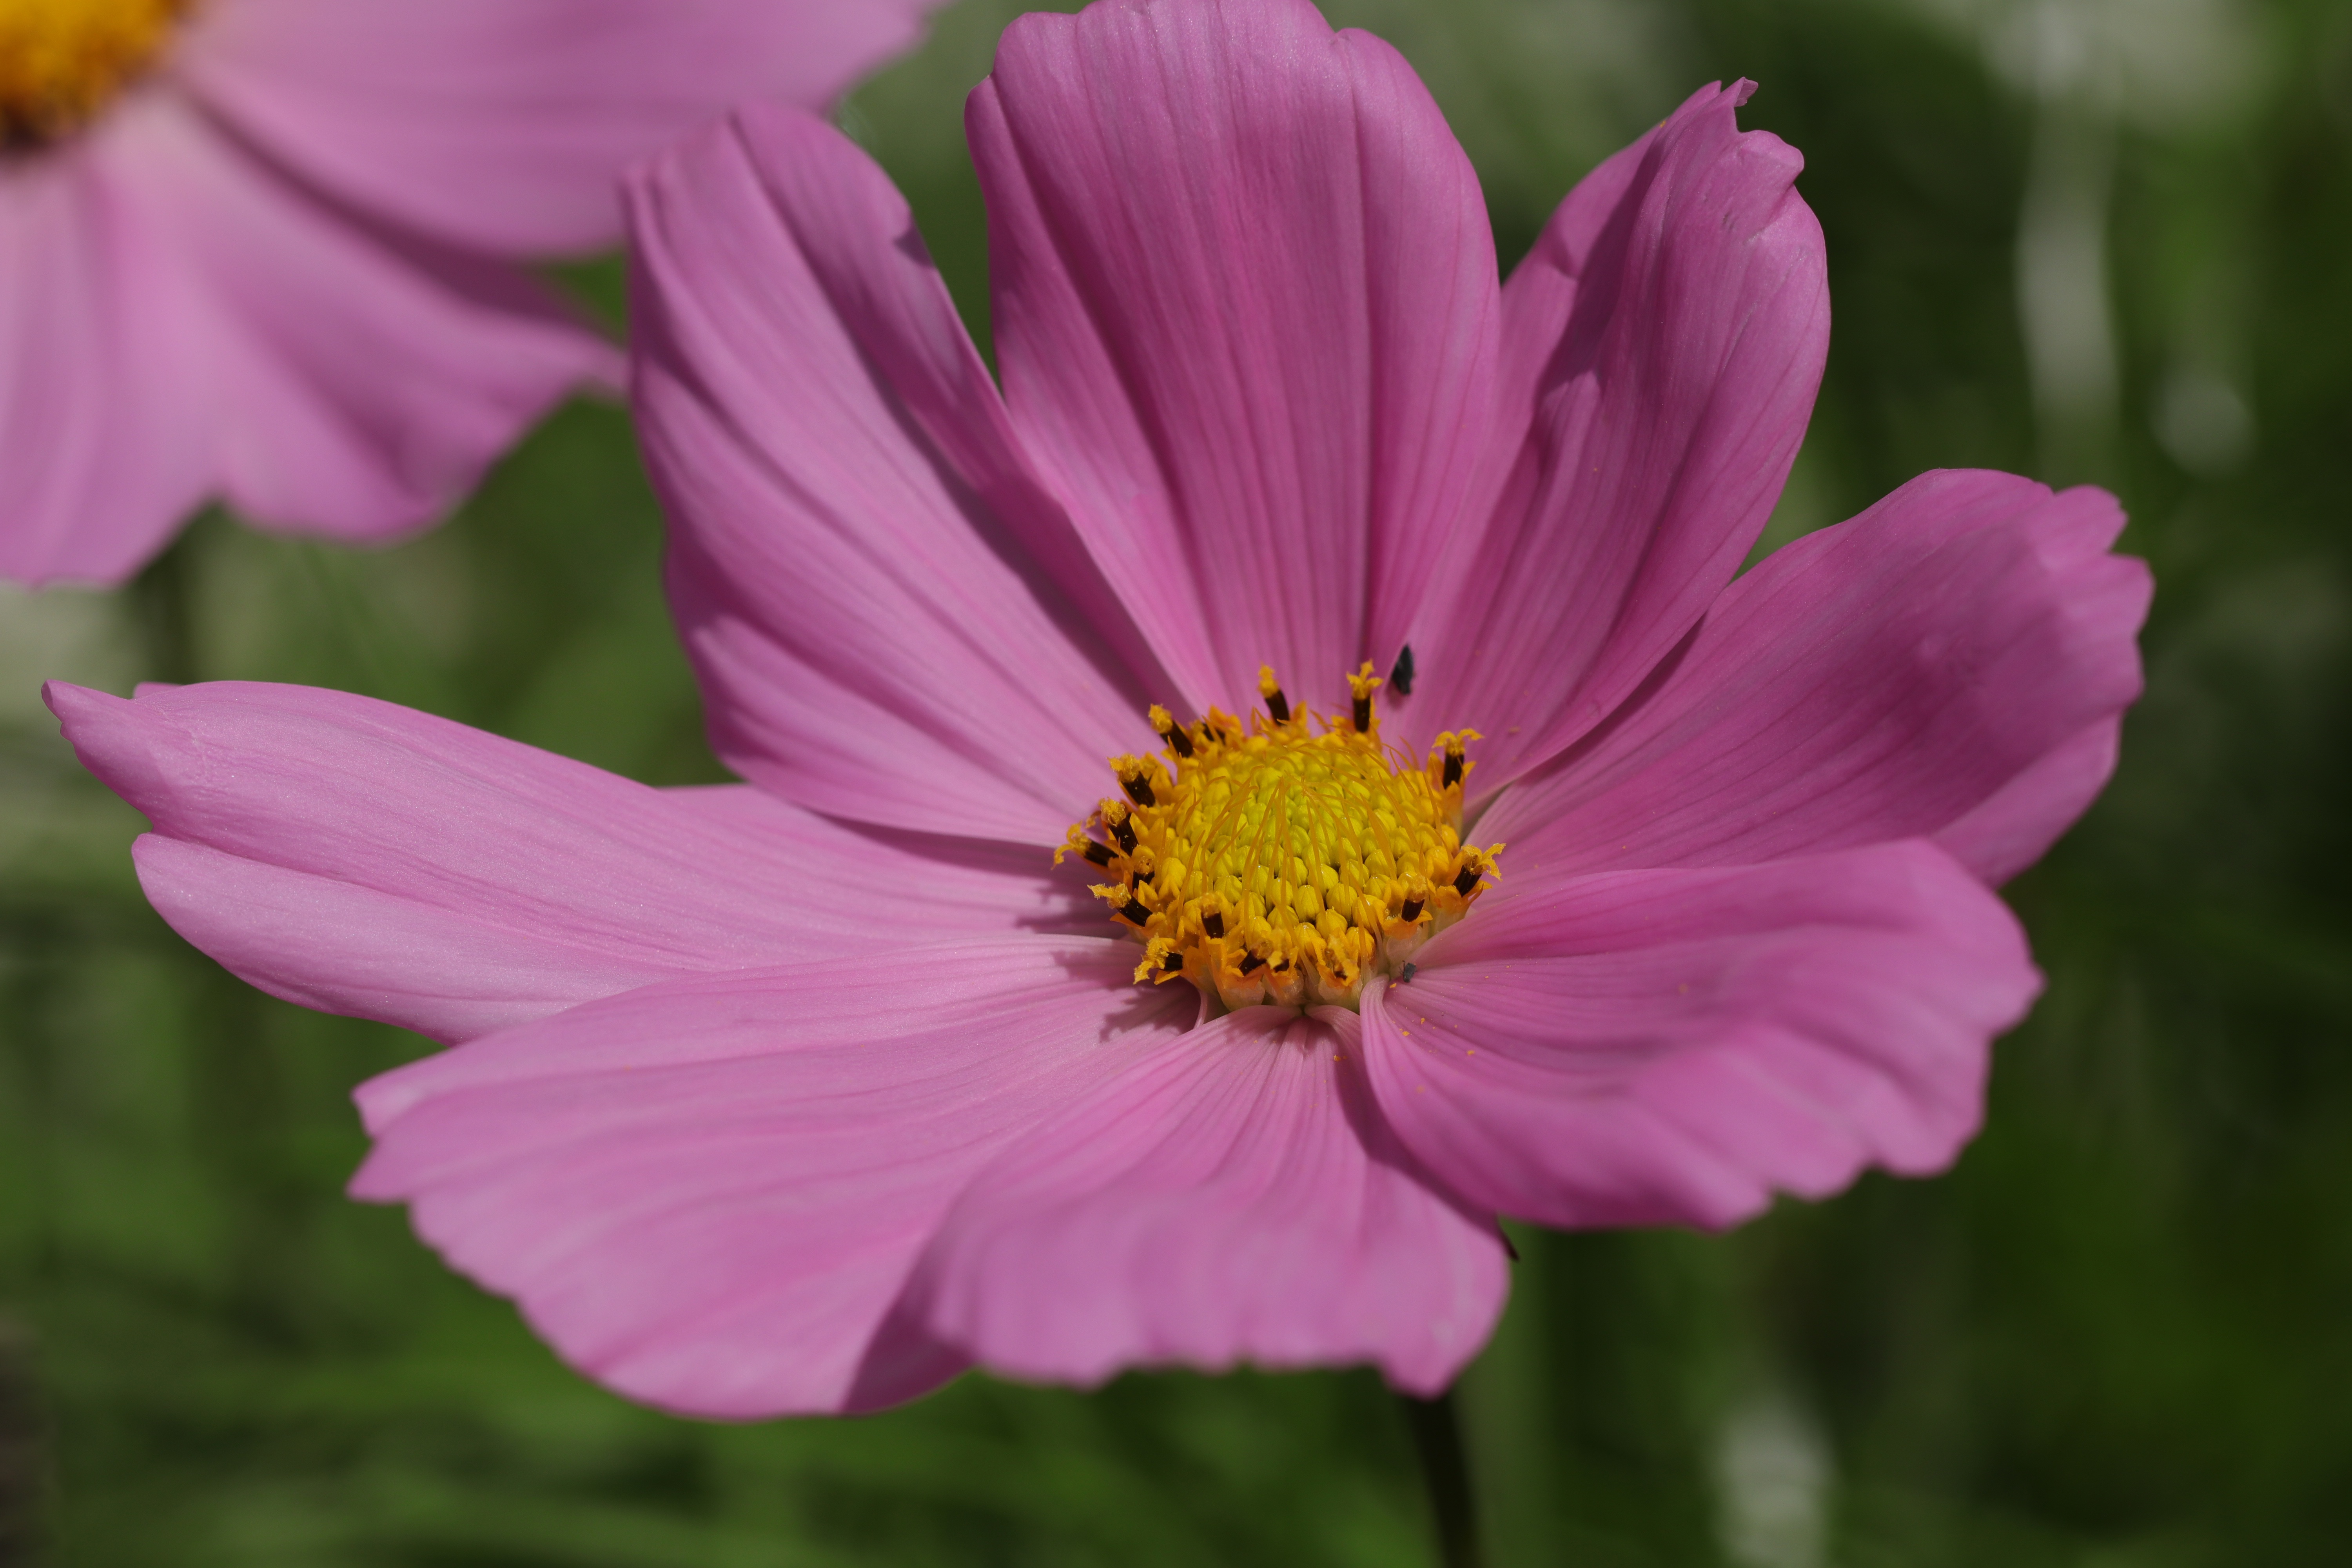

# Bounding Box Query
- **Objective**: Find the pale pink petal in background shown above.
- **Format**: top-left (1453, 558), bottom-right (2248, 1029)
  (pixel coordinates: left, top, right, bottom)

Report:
top-left (0, 108), bottom-right (216, 584)
top-left (971, 0), bottom-right (1500, 715)
top-left (124, 100), bottom-right (616, 544)
top-left (47, 681), bottom-right (1079, 1043)
top-left (629, 108), bottom-right (1161, 846)
top-left (909, 1006), bottom-right (1508, 1395)
top-left (1481, 472), bottom-right (2152, 885)
top-left (1397, 81), bottom-right (1829, 785)
top-left (1360, 843), bottom-right (2037, 1231)
top-left (177, 0), bottom-right (949, 255)
top-left (352, 941), bottom-right (1194, 1417)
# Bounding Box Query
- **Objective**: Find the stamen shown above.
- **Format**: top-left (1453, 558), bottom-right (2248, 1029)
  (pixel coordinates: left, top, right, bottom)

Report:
top-left (1347, 661), bottom-right (1382, 734)
top-left (1389, 643), bottom-right (1416, 695)
top-left (1428, 730), bottom-right (1481, 796)
top-left (1067, 663), bottom-right (1503, 1013)
top-left (1132, 936), bottom-right (1187, 984)
top-left (1148, 703), bottom-right (1195, 759)
top-left (1115, 757), bottom-right (1158, 808)
top-left (1257, 666), bottom-right (1290, 725)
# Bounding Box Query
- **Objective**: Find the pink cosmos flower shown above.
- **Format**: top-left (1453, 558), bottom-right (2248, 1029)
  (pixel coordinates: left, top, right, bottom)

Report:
top-left (0, 0), bottom-right (943, 586)
top-left (49, 0), bottom-right (2149, 1417)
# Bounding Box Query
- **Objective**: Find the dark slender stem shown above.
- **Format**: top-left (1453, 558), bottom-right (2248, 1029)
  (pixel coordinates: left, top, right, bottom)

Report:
top-left (0, 1317), bottom-right (46, 1565)
top-left (1397, 1387), bottom-right (1483, 1568)
top-left (130, 525), bottom-right (200, 687)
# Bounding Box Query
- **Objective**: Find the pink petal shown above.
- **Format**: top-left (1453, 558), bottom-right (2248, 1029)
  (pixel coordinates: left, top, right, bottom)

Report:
top-left (175, 0), bottom-right (946, 255)
top-left (119, 95), bottom-right (617, 543)
top-left (1932, 716), bottom-right (2122, 885)
top-left (0, 106), bottom-right (212, 586)
top-left (969, 0), bottom-right (1501, 716)
top-left (351, 939), bottom-right (1195, 1417)
top-left (1363, 843), bottom-right (2038, 1230)
top-left (1394, 82), bottom-right (1829, 786)
top-left (1479, 472), bottom-right (2152, 885)
top-left (907, 1006), bottom-right (1508, 1395)
top-left (49, 681), bottom-right (1078, 1043)
top-left (628, 107), bottom-right (1163, 846)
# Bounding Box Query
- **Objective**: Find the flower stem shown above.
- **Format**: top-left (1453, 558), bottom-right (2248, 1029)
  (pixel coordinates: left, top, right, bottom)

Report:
top-left (131, 526), bottom-right (199, 686)
top-left (1397, 1387), bottom-right (1482, 1568)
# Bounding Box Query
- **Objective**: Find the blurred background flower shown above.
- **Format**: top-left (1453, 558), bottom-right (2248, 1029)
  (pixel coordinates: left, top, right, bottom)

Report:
top-left (4, 0), bottom-right (2348, 1562)
top-left (0, 0), bottom-right (945, 587)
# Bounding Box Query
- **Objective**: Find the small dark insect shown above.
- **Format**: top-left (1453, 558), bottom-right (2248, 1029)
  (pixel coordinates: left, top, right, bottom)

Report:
top-left (1398, 962), bottom-right (1417, 984)
top-left (1388, 643), bottom-right (1416, 695)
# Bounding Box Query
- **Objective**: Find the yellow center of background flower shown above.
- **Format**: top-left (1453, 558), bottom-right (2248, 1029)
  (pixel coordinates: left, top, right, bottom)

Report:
top-left (1062, 662), bottom-right (1502, 1013)
top-left (0, 0), bottom-right (186, 147)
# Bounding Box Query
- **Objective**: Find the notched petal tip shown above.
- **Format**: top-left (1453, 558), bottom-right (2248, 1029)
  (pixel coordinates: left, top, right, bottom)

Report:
top-left (1406, 64), bottom-right (1828, 794)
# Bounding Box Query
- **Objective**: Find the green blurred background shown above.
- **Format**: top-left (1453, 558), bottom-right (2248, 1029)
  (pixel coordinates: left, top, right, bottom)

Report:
top-left (5, 0), bottom-right (2350, 1561)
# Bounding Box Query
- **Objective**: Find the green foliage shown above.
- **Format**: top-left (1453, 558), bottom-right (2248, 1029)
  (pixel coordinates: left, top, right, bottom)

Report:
top-left (5, 0), bottom-right (2351, 1561)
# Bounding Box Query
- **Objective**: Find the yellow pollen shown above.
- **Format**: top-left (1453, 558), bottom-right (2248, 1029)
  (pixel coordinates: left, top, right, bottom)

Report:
top-left (1060, 661), bottom-right (1503, 1013)
top-left (1, 0), bottom-right (187, 147)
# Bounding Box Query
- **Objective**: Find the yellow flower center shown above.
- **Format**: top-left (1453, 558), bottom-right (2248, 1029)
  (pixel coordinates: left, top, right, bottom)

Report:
top-left (1061, 662), bottom-right (1503, 1013)
top-left (0, 0), bottom-right (187, 148)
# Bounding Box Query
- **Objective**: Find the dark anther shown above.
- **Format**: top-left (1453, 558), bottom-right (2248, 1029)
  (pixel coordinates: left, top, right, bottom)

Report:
top-left (1082, 840), bottom-right (1114, 867)
top-left (1442, 748), bottom-right (1465, 789)
top-left (1239, 953), bottom-right (1266, 975)
top-left (1389, 643), bottom-right (1416, 695)
top-left (1118, 898), bottom-right (1151, 925)
top-left (1399, 897), bottom-right (1424, 923)
top-left (1453, 865), bottom-right (1482, 896)
top-left (1399, 962), bottom-right (1417, 984)
top-left (1266, 688), bottom-right (1291, 724)
top-left (1203, 911), bottom-right (1226, 940)
top-left (1351, 694), bottom-right (1372, 733)
top-left (1158, 720), bottom-right (1195, 759)
top-left (1111, 817), bottom-right (1138, 854)
top-left (1133, 867), bottom-right (1154, 886)
top-left (1120, 772), bottom-right (1156, 808)
top-left (1161, 950), bottom-right (1186, 973)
